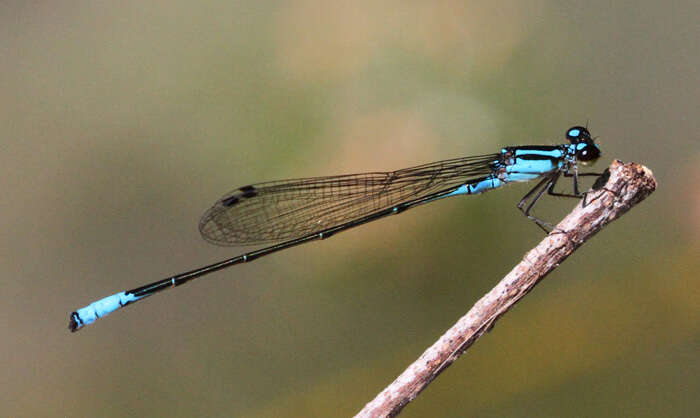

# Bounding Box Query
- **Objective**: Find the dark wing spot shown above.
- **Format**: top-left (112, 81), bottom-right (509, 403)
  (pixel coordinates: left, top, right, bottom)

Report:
top-left (221, 185), bottom-right (258, 207)
top-left (238, 185), bottom-right (258, 198)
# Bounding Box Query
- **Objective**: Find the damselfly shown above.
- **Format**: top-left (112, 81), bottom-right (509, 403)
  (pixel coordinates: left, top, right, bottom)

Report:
top-left (69, 126), bottom-right (601, 332)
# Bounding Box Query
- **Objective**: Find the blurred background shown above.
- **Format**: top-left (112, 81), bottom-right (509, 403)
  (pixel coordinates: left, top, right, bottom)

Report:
top-left (1, 1), bottom-right (698, 417)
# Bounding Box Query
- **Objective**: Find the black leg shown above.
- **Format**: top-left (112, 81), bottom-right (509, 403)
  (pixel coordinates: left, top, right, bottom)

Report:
top-left (517, 167), bottom-right (607, 233)
top-left (517, 175), bottom-right (551, 209)
top-left (517, 174), bottom-right (557, 233)
top-left (550, 165), bottom-right (584, 198)
top-left (557, 169), bottom-right (606, 205)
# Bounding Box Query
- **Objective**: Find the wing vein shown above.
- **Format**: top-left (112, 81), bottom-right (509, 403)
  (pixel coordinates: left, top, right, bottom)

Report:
top-left (199, 153), bottom-right (499, 245)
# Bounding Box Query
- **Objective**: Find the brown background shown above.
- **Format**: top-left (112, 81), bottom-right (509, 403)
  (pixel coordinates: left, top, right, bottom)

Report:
top-left (1, 1), bottom-right (698, 416)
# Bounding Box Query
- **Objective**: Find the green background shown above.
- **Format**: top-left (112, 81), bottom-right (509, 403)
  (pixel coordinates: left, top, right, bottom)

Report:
top-left (1, 1), bottom-right (698, 416)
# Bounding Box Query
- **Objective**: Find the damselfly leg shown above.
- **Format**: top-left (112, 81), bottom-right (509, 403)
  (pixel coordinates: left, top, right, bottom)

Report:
top-left (518, 168), bottom-right (604, 232)
top-left (517, 173), bottom-right (559, 232)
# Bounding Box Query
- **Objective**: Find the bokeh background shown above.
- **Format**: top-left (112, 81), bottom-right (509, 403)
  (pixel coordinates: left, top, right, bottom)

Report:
top-left (1, 1), bottom-right (698, 417)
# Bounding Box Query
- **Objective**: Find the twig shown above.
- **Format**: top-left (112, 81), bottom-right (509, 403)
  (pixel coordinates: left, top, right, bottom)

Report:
top-left (355, 160), bottom-right (657, 418)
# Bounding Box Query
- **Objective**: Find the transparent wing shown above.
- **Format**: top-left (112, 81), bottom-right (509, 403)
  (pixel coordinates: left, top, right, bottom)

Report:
top-left (199, 154), bottom-right (499, 245)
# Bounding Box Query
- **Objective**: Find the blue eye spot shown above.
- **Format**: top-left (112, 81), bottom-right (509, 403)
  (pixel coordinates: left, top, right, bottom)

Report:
top-left (568, 128), bottom-right (580, 138)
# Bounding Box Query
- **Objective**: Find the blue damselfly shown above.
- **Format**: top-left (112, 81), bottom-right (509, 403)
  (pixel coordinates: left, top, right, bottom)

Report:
top-left (69, 126), bottom-right (601, 332)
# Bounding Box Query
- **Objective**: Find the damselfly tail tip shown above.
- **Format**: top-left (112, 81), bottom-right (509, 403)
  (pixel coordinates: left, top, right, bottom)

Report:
top-left (68, 312), bottom-right (82, 332)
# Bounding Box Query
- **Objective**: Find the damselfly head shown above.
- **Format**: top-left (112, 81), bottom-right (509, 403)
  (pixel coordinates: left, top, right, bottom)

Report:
top-left (566, 126), bottom-right (600, 164)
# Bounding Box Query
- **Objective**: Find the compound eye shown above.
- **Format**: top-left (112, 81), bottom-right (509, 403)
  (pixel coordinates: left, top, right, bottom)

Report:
top-left (577, 144), bottom-right (600, 162)
top-left (566, 126), bottom-right (591, 142)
